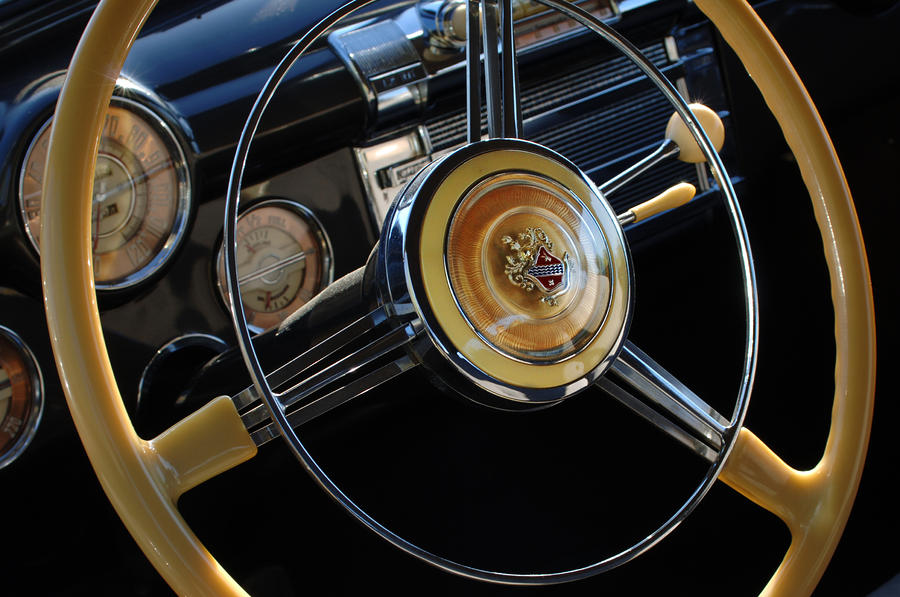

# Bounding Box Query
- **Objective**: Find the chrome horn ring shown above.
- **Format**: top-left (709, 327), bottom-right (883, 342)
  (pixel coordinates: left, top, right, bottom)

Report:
top-left (224, 0), bottom-right (756, 584)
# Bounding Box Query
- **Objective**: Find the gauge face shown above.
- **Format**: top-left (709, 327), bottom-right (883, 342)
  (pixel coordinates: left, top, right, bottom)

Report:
top-left (0, 327), bottom-right (43, 469)
top-left (19, 97), bottom-right (191, 290)
top-left (218, 200), bottom-right (333, 330)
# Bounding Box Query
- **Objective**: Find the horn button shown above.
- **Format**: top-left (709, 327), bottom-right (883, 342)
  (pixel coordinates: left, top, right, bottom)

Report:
top-left (446, 172), bottom-right (612, 363)
top-left (383, 140), bottom-right (632, 404)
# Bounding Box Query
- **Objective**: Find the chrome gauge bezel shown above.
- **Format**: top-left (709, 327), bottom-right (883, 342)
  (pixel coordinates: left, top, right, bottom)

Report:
top-left (0, 326), bottom-right (44, 469)
top-left (216, 198), bottom-right (335, 332)
top-left (17, 95), bottom-right (192, 291)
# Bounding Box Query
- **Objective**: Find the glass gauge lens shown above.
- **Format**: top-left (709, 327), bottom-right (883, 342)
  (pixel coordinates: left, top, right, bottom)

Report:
top-left (0, 327), bottom-right (43, 469)
top-left (19, 97), bottom-right (191, 290)
top-left (218, 200), bottom-right (333, 331)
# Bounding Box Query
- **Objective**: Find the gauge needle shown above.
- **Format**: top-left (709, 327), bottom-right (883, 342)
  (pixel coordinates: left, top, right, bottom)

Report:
top-left (93, 159), bottom-right (172, 204)
top-left (264, 291), bottom-right (272, 310)
top-left (238, 250), bottom-right (312, 287)
top-left (93, 205), bottom-right (102, 250)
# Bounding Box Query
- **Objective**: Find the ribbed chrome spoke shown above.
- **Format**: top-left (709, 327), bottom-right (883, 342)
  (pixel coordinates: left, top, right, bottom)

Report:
top-left (481, 0), bottom-right (502, 137)
top-left (249, 354), bottom-right (418, 446)
top-left (605, 341), bottom-right (729, 461)
top-left (498, 0), bottom-right (521, 137)
top-left (465, 0), bottom-right (482, 143)
top-left (232, 306), bottom-right (422, 446)
top-left (466, 0), bottom-right (522, 142)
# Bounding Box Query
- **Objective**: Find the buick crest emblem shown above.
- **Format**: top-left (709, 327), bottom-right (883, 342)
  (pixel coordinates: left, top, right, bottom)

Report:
top-left (501, 227), bottom-right (569, 306)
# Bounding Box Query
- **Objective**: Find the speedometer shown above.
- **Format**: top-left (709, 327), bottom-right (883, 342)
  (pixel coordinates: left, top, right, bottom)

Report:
top-left (19, 97), bottom-right (191, 290)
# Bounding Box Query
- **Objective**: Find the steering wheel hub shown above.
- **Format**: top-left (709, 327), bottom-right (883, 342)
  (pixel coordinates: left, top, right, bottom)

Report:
top-left (385, 139), bottom-right (632, 403)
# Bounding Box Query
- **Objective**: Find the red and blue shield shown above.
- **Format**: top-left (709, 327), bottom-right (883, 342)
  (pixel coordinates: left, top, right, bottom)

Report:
top-left (527, 246), bottom-right (566, 292)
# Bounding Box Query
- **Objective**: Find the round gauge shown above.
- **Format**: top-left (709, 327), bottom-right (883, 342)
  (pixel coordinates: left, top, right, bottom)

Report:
top-left (217, 200), bottom-right (333, 331)
top-left (0, 327), bottom-right (43, 469)
top-left (19, 97), bottom-right (191, 290)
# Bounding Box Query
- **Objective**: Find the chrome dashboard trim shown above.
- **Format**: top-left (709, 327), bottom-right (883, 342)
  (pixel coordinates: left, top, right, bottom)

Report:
top-left (329, 19), bottom-right (429, 128)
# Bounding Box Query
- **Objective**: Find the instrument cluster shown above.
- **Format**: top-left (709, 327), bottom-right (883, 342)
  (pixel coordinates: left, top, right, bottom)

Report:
top-left (2, 84), bottom-right (342, 466)
top-left (16, 90), bottom-right (335, 329)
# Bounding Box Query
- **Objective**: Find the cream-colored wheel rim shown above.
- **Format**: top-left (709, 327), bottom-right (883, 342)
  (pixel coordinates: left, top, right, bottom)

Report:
top-left (41, 1), bottom-right (874, 595)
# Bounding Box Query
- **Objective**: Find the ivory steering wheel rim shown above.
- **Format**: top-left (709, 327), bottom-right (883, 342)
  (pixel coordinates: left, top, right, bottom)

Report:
top-left (40, 1), bottom-right (875, 596)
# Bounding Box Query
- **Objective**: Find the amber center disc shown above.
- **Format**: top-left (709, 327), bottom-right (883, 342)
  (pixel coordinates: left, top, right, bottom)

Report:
top-left (446, 172), bottom-right (613, 363)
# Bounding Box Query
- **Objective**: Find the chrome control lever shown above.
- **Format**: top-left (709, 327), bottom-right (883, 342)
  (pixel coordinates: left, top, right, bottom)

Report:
top-left (600, 103), bottom-right (725, 196)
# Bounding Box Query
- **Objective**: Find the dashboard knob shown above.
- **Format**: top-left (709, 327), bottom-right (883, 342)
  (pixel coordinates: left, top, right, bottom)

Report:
top-left (665, 103), bottom-right (725, 163)
top-left (419, 0), bottom-right (468, 48)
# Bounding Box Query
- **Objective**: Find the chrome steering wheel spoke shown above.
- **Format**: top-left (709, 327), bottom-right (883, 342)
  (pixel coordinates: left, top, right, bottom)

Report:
top-left (466, 0), bottom-right (522, 142)
top-left (603, 341), bottom-right (731, 462)
top-left (234, 306), bottom-right (422, 446)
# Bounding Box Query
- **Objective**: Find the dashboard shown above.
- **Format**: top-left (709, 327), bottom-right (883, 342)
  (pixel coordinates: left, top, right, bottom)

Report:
top-left (0, 0), bottom-right (897, 594)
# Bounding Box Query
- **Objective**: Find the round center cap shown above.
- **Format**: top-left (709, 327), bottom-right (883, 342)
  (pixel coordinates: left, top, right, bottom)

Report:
top-left (407, 143), bottom-right (631, 397)
top-left (446, 173), bottom-right (612, 363)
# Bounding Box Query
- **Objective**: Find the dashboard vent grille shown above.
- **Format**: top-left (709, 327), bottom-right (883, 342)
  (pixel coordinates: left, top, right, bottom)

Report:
top-left (424, 40), bottom-right (700, 213)
top-left (530, 88), bottom-right (671, 173)
top-left (426, 41), bottom-right (670, 152)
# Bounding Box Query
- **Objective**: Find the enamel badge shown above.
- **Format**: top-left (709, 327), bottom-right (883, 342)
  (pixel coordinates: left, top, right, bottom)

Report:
top-left (501, 227), bottom-right (569, 306)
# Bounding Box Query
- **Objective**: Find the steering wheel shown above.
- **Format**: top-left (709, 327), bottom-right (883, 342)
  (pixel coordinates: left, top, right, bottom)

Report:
top-left (40, 0), bottom-right (875, 595)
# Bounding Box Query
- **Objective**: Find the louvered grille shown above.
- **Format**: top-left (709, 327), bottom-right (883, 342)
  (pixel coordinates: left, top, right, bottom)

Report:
top-left (426, 41), bottom-right (669, 152)
top-left (520, 43), bottom-right (669, 119)
top-left (530, 89), bottom-right (672, 173)
top-left (424, 40), bottom-right (701, 213)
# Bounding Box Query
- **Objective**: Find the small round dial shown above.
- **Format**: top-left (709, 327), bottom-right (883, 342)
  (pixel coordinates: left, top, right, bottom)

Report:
top-left (19, 97), bottom-right (191, 290)
top-left (0, 327), bottom-right (43, 469)
top-left (218, 200), bottom-right (333, 330)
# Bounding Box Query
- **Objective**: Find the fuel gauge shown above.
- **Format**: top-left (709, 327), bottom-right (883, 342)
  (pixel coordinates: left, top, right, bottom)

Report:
top-left (0, 327), bottom-right (43, 469)
top-left (217, 200), bottom-right (333, 331)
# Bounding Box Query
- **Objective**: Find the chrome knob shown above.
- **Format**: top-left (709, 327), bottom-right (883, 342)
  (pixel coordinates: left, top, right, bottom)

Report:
top-left (419, 0), bottom-right (468, 49)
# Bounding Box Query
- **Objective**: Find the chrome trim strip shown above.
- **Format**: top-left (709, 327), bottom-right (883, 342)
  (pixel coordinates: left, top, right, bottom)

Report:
top-left (239, 320), bottom-right (421, 430)
top-left (481, 0), bottom-right (502, 137)
top-left (231, 305), bottom-right (392, 411)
